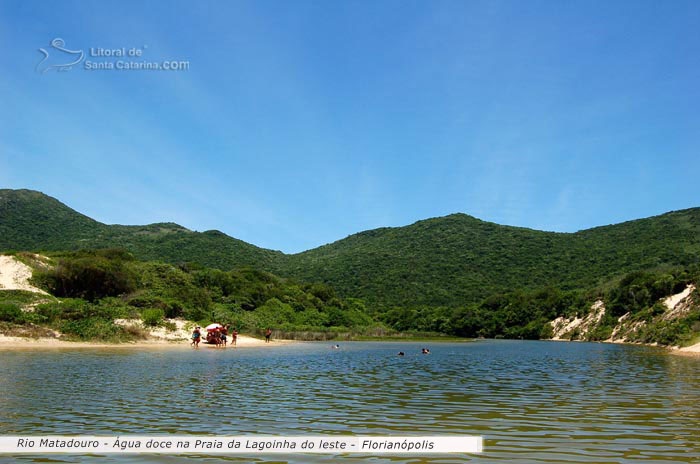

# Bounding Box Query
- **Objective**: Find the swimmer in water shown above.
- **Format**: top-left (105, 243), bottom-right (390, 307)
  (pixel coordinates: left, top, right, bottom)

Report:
top-left (398, 351), bottom-right (405, 356)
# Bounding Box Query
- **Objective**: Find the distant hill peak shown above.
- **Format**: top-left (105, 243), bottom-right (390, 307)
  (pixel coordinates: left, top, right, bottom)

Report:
top-left (2, 188), bottom-right (699, 309)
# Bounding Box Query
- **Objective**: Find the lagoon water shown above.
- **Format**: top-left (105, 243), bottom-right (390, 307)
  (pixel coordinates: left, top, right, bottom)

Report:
top-left (1, 340), bottom-right (699, 463)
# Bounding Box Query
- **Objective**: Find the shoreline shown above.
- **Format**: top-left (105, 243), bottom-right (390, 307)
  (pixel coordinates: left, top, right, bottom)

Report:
top-left (1, 334), bottom-right (698, 355)
top-left (0, 334), bottom-right (295, 350)
top-left (671, 341), bottom-right (700, 356)
top-left (0, 335), bottom-right (469, 350)
top-left (549, 337), bottom-right (700, 356)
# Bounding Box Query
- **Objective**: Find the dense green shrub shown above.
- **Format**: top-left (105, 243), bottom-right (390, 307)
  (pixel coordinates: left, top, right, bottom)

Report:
top-left (0, 289), bottom-right (48, 306)
top-left (35, 256), bottom-right (136, 301)
top-left (142, 308), bottom-right (164, 326)
top-left (606, 269), bottom-right (693, 317)
top-left (36, 299), bottom-right (92, 321)
top-left (58, 317), bottom-right (124, 341)
top-left (0, 303), bottom-right (22, 322)
top-left (630, 311), bottom-right (700, 346)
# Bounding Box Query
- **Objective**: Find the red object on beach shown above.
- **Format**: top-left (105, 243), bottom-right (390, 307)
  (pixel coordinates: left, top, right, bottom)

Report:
top-left (205, 323), bottom-right (222, 332)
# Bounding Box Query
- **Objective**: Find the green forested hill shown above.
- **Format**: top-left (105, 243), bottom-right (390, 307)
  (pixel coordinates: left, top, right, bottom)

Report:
top-left (0, 189), bottom-right (103, 249)
top-left (2, 189), bottom-right (699, 308)
top-left (282, 210), bottom-right (700, 307)
top-left (0, 189), bottom-right (282, 269)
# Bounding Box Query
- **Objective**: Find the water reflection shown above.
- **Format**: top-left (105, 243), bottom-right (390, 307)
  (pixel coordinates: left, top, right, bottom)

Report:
top-left (1, 340), bottom-right (698, 463)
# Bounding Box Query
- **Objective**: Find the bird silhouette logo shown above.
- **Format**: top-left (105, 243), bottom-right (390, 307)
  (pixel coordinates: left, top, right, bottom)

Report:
top-left (36, 38), bottom-right (85, 73)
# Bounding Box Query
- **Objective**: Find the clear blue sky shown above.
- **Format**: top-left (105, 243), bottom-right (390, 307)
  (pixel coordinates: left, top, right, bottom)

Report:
top-left (1, 1), bottom-right (698, 253)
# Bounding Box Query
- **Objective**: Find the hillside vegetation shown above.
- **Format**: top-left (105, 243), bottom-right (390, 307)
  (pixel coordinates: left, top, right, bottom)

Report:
top-left (3, 189), bottom-right (699, 309)
top-left (383, 265), bottom-right (700, 347)
top-left (3, 251), bottom-right (697, 347)
top-left (0, 189), bottom-right (281, 270)
top-left (1, 188), bottom-right (699, 336)
top-left (0, 250), bottom-right (378, 342)
top-left (281, 210), bottom-right (700, 308)
top-left (550, 268), bottom-right (700, 347)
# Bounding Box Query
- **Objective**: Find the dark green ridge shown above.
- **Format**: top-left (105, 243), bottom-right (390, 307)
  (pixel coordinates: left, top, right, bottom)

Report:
top-left (2, 188), bottom-right (699, 308)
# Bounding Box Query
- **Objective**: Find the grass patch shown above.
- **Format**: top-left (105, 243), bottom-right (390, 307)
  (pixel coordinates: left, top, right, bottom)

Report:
top-left (0, 290), bottom-right (53, 306)
top-left (0, 321), bottom-right (58, 338)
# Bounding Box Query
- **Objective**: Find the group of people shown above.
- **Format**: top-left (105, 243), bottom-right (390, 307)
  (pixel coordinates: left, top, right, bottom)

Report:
top-left (331, 345), bottom-right (430, 356)
top-left (397, 348), bottom-right (430, 356)
top-left (190, 326), bottom-right (273, 347)
top-left (190, 324), bottom-right (238, 348)
top-left (191, 328), bottom-right (430, 354)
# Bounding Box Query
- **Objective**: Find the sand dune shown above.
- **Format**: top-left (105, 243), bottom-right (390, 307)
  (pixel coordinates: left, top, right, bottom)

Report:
top-left (0, 255), bottom-right (48, 294)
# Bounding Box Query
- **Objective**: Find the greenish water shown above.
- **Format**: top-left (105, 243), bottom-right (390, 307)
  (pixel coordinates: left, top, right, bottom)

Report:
top-left (0, 340), bottom-right (699, 463)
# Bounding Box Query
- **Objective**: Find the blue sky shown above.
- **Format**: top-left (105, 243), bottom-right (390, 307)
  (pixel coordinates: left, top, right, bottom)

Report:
top-left (1, 0), bottom-right (699, 253)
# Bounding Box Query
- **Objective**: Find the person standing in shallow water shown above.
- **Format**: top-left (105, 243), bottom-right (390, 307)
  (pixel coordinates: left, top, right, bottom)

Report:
top-left (265, 328), bottom-right (272, 343)
top-left (191, 326), bottom-right (201, 348)
top-left (221, 324), bottom-right (229, 347)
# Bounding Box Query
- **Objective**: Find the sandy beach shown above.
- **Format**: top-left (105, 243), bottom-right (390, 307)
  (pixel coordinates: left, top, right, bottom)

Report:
top-left (1, 255), bottom-right (294, 350)
top-left (0, 333), bottom-right (294, 350)
top-left (671, 341), bottom-right (700, 356)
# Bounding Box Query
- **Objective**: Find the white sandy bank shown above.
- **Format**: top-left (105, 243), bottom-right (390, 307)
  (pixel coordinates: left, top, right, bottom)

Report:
top-left (0, 333), bottom-right (291, 349)
top-left (675, 342), bottom-right (700, 355)
top-left (0, 255), bottom-right (48, 294)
